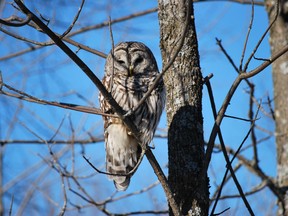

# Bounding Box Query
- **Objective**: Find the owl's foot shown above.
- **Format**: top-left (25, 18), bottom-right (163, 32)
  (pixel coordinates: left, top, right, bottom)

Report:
top-left (123, 109), bottom-right (134, 118)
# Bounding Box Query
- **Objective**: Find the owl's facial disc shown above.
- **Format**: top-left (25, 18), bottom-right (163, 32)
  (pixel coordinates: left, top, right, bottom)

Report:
top-left (130, 52), bottom-right (146, 74)
top-left (114, 52), bottom-right (137, 77)
top-left (113, 51), bottom-right (130, 75)
top-left (112, 45), bottom-right (149, 76)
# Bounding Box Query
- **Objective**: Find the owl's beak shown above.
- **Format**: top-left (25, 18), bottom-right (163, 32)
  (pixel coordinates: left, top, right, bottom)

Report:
top-left (128, 65), bottom-right (134, 76)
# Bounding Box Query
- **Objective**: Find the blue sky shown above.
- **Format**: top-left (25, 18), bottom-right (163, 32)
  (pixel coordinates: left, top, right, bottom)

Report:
top-left (0, 0), bottom-right (277, 215)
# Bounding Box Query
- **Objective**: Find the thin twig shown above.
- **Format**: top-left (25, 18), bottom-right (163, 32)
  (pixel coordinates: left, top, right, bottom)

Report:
top-left (217, 181), bottom-right (268, 200)
top-left (204, 77), bottom-right (255, 215)
top-left (101, 180), bottom-right (160, 205)
top-left (131, 0), bottom-right (191, 113)
top-left (197, 0), bottom-right (264, 5)
top-left (0, 71), bottom-right (3, 91)
top-left (67, 8), bottom-right (158, 38)
top-left (3, 160), bottom-right (46, 193)
top-left (224, 114), bottom-right (258, 122)
top-left (58, 174), bottom-right (67, 216)
top-left (68, 115), bottom-right (76, 175)
top-left (216, 38), bottom-right (239, 73)
top-left (239, 0), bottom-right (254, 72)
top-left (0, 14), bottom-right (32, 26)
top-left (248, 85), bottom-right (259, 166)
top-left (0, 133), bottom-right (165, 145)
top-left (0, 23), bottom-right (107, 58)
top-left (69, 175), bottom-right (102, 206)
top-left (108, 209), bottom-right (169, 215)
top-left (243, 0), bottom-right (280, 71)
top-left (49, 116), bottom-right (66, 142)
top-left (245, 90), bottom-right (274, 119)
top-left (68, 188), bottom-right (97, 205)
top-left (0, 82), bottom-right (116, 117)
top-left (212, 207), bottom-right (231, 216)
top-left (108, 16), bottom-right (115, 93)
top-left (219, 143), bottom-right (285, 206)
top-left (267, 95), bottom-right (275, 120)
top-left (216, 38), bottom-right (252, 86)
top-left (16, 167), bottom-right (50, 216)
top-left (230, 101), bottom-right (261, 166)
top-left (204, 40), bottom-right (288, 175)
top-left (0, 8), bottom-right (158, 61)
top-left (210, 163), bottom-right (242, 214)
top-left (0, 45), bottom-right (42, 61)
top-left (60, 0), bottom-right (85, 38)
top-left (8, 195), bottom-right (14, 216)
top-left (0, 25), bottom-right (55, 46)
top-left (83, 152), bottom-right (145, 177)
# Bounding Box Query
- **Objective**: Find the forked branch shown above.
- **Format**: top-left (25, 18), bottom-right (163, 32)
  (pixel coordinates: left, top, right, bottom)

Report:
top-left (12, 0), bottom-right (180, 214)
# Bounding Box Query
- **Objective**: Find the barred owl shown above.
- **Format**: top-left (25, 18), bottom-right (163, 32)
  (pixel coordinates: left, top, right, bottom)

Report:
top-left (99, 42), bottom-right (165, 191)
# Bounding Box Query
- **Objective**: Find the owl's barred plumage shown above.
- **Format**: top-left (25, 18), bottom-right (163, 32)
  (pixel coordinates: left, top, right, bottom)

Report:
top-left (99, 42), bottom-right (165, 191)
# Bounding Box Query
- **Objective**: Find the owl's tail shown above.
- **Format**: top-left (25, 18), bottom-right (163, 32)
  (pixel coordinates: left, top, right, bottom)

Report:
top-left (105, 124), bottom-right (141, 191)
top-left (107, 163), bottom-right (132, 191)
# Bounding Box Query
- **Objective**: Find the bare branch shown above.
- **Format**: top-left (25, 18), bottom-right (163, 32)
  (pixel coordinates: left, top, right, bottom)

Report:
top-left (8, 195), bottom-right (14, 216)
top-left (131, 0), bottom-right (191, 114)
top-left (0, 71), bottom-right (2, 91)
top-left (13, 1), bottom-right (180, 214)
top-left (67, 8), bottom-right (158, 38)
top-left (60, 0), bottom-right (85, 38)
top-left (0, 14), bottom-right (32, 26)
top-left (203, 77), bottom-right (255, 215)
top-left (197, 0), bottom-right (264, 6)
top-left (243, 0), bottom-right (280, 71)
top-left (83, 152), bottom-right (145, 178)
top-left (222, 145), bottom-right (284, 205)
top-left (108, 16), bottom-right (115, 93)
top-left (16, 167), bottom-right (50, 216)
top-left (230, 101), bottom-right (261, 165)
top-left (216, 38), bottom-right (239, 73)
top-left (217, 181), bottom-right (268, 200)
top-left (267, 95), bottom-right (275, 120)
top-left (108, 209), bottom-right (169, 215)
top-left (0, 81), bottom-right (115, 117)
top-left (58, 174), bottom-right (68, 216)
top-left (248, 85), bottom-right (259, 166)
top-left (104, 181), bottom-right (160, 204)
top-left (204, 40), bottom-right (288, 174)
top-left (0, 23), bottom-right (107, 58)
top-left (0, 45), bottom-right (42, 61)
top-left (224, 114), bottom-right (258, 122)
top-left (210, 163), bottom-right (242, 214)
top-left (239, 0), bottom-right (254, 71)
top-left (0, 7), bottom-right (157, 61)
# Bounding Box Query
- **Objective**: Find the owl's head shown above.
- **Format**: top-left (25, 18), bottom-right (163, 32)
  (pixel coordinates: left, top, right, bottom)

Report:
top-left (105, 41), bottom-right (159, 76)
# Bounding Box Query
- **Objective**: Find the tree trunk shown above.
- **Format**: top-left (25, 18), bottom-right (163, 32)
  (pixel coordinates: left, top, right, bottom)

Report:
top-left (158, 0), bottom-right (209, 215)
top-left (265, 0), bottom-right (288, 215)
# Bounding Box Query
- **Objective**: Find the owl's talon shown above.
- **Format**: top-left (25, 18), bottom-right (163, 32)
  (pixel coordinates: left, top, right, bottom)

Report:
top-left (148, 142), bottom-right (155, 149)
top-left (124, 109), bottom-right (133, 117)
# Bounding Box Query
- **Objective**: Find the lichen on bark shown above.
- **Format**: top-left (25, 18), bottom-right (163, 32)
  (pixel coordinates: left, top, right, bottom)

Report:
top-left (158, 0), bottom-right (209, 215)
top-left (265, 0), bottom-right (288, 214)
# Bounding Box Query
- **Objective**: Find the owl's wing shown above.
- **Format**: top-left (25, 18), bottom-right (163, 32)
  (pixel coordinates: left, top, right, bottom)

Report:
top-left (99, 75), bottom-right (141, 191)
top-left (105, 123), bottom-right (140, 191)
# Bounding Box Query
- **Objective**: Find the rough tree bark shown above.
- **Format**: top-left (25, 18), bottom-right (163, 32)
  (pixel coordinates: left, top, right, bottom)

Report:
top-left (265, 0), bottom-right (288, 215)
top-left (158, 0), bottom-right (209, 215)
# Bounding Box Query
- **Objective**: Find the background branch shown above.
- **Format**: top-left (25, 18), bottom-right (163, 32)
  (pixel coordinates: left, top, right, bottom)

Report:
top-left (13, 0), bottom-right (181, 214)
